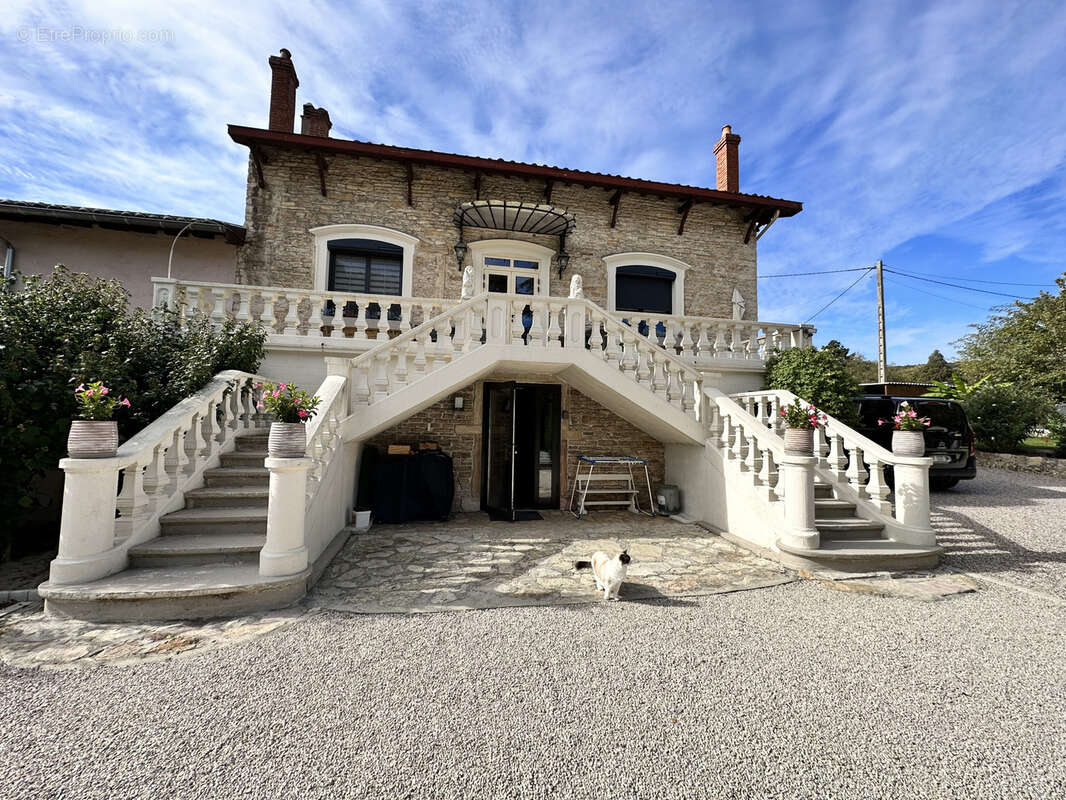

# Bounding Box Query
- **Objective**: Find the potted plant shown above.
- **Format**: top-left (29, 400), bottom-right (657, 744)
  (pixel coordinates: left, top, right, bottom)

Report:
top-left (68, 381), bottom-right (131, 458)
top-left (879, 401), bottom-right (930, 456)
top-left (257, 381), bottom-right (321, 457)
top-left (780, 399), bottom-right (826, 454)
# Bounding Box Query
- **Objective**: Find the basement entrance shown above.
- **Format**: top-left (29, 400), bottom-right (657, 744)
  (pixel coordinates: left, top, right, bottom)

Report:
top-left (482, 382), bottom-right (561, 521)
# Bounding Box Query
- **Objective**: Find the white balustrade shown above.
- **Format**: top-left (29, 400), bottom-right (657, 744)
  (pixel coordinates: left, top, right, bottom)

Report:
top-left (730, 389), bottom-right (935, 538)
top-left (49, 371), bottom-right (268, 586)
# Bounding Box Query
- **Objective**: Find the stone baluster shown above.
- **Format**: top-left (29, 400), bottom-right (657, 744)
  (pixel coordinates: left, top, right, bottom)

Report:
top-left (451, 308), bottom-right (467, 354)
top-left (235, 290), bottom-right (251, 325)
top-left (769, 396), bottom-right (783, 434)
top-left (431, 324), bottom-right (450, 371)
top-left (713, 323), bottom-right (727, 358)
top-left (184, 413), bottom-right (204, 474)
top-left (200, 402), bottom-right (219, 458)
top-left (391, 341), bottom-right (410, 390)
top-left (814, 425), bottom-right (830, 467)
top-left (732, 423), bottom-right (747, 466)
top-left (604, 324), bottom-right (622, 367)
top-left (398, 302), bottom-right (413, 336)
top-left (353, 302), bottom-right (369, 340)
top-left (114, 459), bottom-right (149, 542)
top-left (413, 330), bottom-right (429, 378)
top-left (651, 353), bottom-right (668, 399)
top-left (373, 352), bottom-right (391, 402)
top-left (667, 364), bottom-right (684, 409)
top-left (530, 300), bottom-right (547, 347)
top-left (845, 445), bottom-right (869, 498)
top-left (757, 444), bottom-right (777, 497)
top-left (744, 427), bottom-right (761, 473)
top-left (635, 347), bottom-right (652, 387)
top-left (352, 365), bottom-right (372, 405)
top-left (306, 292), bottom-right (324, 337)
top-left (165, 426), bottom-right (190, 483)
top-left (721, 413), bottom-right (735, 457)
top-left (619, 331), bottom-right (638, 378)
top-left (678, 321), bottom-right (694, 359)
top-left (826, 432), bottom-right (848, 479)
top-left (547, 301), bottom-right (563, 348)
top-left (866, 458), bottom-right (892, 514)
top-left (695, 323), bottom-right (712, 364)
top-left (281, 294), bottom-right (300, 336)
top-left (142, 441), bottom-right (171, 507)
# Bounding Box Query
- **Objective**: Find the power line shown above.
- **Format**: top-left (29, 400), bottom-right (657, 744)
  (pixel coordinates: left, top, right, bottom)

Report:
top-left (804, 268), bottom-right (875, 322)
top-left (884, 265), bottom-right (1055, 288)
top-left (882, 268), bottom-right (1030, 299)
top-left (758, 267), bottom-right (872, 279)
top-left (883, 275), bottom-right (997, 311)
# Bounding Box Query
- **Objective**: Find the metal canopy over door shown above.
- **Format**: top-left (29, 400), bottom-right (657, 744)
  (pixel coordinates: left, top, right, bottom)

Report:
top-left (482, 383), bottom-right (561, 521)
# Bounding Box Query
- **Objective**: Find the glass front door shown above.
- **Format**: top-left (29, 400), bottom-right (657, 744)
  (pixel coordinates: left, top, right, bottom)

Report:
top-left (482, 383), bottom-right (561, 519)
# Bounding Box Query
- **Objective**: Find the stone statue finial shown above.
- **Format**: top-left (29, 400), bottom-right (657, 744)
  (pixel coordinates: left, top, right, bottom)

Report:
top-left (461, 265), bottom-right (475, 299)
top-left (569, 273), bottom-right (584, 299)
top-left (731, 288), bottom-right (746, 320)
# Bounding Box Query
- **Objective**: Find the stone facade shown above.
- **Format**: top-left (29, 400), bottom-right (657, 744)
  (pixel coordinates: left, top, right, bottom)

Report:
top-left (365, 378), bottom-right (665, 513)
top-left (977, 450), bottom-right (1066, 479)
top-left (236, 147), bottom-right (759, 320)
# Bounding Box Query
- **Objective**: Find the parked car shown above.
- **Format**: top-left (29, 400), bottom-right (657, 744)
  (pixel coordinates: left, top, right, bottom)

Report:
top-left (852, 395), bottom-right (977, 490)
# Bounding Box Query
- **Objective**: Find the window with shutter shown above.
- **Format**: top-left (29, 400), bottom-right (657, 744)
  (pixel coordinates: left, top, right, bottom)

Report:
top-left (327, 238), bottom-right (404, 320)
top-left (615, 265), bottom-right (675, 314)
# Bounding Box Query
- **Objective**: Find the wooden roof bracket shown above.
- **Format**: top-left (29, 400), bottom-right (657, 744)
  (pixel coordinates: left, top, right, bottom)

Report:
top-left (608, 189), bottom-right (623, 228)
top-left (754, 210), bottom-right (780, 241)
top-left (677, 198), bottom-right (694, 235)
top-left (544, 178), bottom-right (554, 202)
top-left (474, 171), bottom-right (482, 200)
top-left (406, 161), bottom-right (414, 206)
top-left (251, 146), bottom-right (266, 189)
top-left (743, 215), bottom-right (759, 244)
top-left (315, 154), bottom-right (328, 197)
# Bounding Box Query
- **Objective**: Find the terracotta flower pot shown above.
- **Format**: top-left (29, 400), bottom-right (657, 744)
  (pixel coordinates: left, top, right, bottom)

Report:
top-left (783, 427), bottom-right (815, 455)
top-left (892, 430), bottom-right (925, 457)
top-left (68, 420), bottom-right (119, 458)
top-left (268, 421), bottom-right (307, 458)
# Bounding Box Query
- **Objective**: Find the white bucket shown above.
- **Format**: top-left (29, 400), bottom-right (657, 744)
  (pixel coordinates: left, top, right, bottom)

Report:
top-left (354, 510), bottom-right (372, 531)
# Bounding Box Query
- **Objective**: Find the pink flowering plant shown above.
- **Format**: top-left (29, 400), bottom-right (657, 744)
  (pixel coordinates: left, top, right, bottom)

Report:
top-left (780, 399), bottom-right (827, 430)
top-left (256, 381), bottom-right (320, 423)
top-left (878, 400), bottom-right (931, 431)
top-left (74, 381), bottom-right (131, 421)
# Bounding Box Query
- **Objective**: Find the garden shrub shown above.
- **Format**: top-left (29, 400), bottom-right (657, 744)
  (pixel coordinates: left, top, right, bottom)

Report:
top-left (764, 343), bottom-right (860, 424)
top-left (0, 268), bottom-right (266, 558)
top-left (963, 384), bottom-right (1051, 454)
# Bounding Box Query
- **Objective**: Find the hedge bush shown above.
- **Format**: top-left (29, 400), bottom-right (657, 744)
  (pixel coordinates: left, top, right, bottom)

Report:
top-left (0, 268), bottom-right (266, 558)
top-left (963, 384), bottom-right (1051, 454)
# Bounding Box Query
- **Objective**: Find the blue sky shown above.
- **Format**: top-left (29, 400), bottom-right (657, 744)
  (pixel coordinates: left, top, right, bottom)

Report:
top-left (2, 0), bottom-right (1064, 364)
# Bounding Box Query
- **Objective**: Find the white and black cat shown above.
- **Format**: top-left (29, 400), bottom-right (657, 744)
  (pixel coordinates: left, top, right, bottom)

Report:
top-left (575, 549), bottom-right (631, 601)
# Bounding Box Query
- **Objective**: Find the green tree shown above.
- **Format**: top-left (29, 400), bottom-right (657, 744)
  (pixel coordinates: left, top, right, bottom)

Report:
top-left (956, 274), bottom-right (1066, 401)
top-left (765, 342), bottom-right (861, 423)
top-left (919, 350), bottom-right (953, 382)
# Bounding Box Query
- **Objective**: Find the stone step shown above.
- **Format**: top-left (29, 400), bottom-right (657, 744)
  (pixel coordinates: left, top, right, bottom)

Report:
top-left (38, 564), bottom-right (308, 622)
top-left (204, 466), bottom-right (270, 487)
top-left (220, 450), bottom-right (269, 468)
top-left (160, 506), bottom-right (268, 536)
top-left (184, 486), bottom-right (269, 509)
top-left (815, 518), bottom-right (886, 541)
top-left (814, 483), bottom-right (835, 499)
top-left (235, 433), bottom-right (270, 453)
top-left (128, 533), bottom-right (266, 568)
top-left (776, 538), bottom-right (943, 573)
top-left (814, 498), bottom-right (857, 519)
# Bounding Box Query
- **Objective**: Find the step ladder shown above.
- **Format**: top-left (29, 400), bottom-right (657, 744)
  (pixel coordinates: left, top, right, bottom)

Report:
top-left (568, 456), bottom-right (656, 519)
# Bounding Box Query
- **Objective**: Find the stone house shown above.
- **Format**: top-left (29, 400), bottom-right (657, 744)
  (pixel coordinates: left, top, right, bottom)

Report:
top-left (40, 50), bottom-right (942, 621)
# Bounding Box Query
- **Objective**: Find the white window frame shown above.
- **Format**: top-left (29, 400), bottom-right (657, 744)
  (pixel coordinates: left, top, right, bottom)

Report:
top-left (603, 252), bottom-right (690, 315)
top-left (467, 239), bottom-right (554, 296)
top-left (310, 224), bottom-right (418, 295)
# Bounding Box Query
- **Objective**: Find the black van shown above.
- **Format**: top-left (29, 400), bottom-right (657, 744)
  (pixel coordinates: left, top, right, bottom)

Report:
top-left (852, 396), bottom-right (977, 490)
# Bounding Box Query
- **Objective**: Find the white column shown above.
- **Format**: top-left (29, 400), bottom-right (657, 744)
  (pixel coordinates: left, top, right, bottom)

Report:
top-left (260, 457), bottom-right (311, 577)
top-left (48, 458), bottom-right (126, 585)
top-left (893, 459), bottom-right (933, 531)
top-left (778, 453), bottom-right (820, 551)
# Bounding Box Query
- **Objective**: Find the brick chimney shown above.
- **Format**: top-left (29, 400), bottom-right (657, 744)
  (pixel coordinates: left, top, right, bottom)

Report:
top-left (268, 49), bottom-right (299, 132)
top-left (714, 124), bottom-right (741, 193)
top-left (301, 103), bottom-right (332, 137)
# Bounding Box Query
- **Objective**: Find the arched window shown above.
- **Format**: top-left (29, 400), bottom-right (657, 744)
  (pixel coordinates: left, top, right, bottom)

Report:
top-left (603, 252), bottom-right (690, 315)
top-left (310, 224), bottom-right (418, 295)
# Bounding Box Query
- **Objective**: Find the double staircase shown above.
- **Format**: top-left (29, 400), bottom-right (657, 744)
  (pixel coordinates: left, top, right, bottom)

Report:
top-left (39, 291), bottom-right (941, 622)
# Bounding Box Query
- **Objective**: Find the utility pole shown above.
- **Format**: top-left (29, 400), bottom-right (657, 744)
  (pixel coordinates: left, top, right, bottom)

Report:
top-left (876, 259), bottom-right (887, 383)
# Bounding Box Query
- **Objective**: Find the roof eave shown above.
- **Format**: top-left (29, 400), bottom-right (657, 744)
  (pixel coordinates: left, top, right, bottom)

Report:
top-left (227, 125), bottom-right (803, 218)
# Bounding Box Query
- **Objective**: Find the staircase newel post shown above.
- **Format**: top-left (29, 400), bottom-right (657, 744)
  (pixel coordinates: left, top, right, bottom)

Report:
top-left (260, 457), bottom-right (311, 577)
top-left (565, 301), bottom-right (586, 349)
top-left (48, 458), bottom-right (125, 585)
top-left (892, 457), bottom-right (933, 532)
top-left (779, 453), bottom-right (820, 551)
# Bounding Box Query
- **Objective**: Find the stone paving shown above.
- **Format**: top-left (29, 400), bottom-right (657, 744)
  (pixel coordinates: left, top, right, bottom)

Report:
top-left (310, 511), bottom-right (796, 613)
top-left (0, 600), bottom-right (308, 670)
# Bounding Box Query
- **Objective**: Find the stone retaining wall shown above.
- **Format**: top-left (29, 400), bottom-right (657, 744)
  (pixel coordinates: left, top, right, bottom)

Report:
top-left (978, 451), bottom-right (1066, 478)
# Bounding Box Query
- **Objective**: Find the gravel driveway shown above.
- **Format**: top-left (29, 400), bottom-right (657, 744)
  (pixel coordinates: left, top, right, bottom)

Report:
top-left (1, 467), bottom-right (1063, 799)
